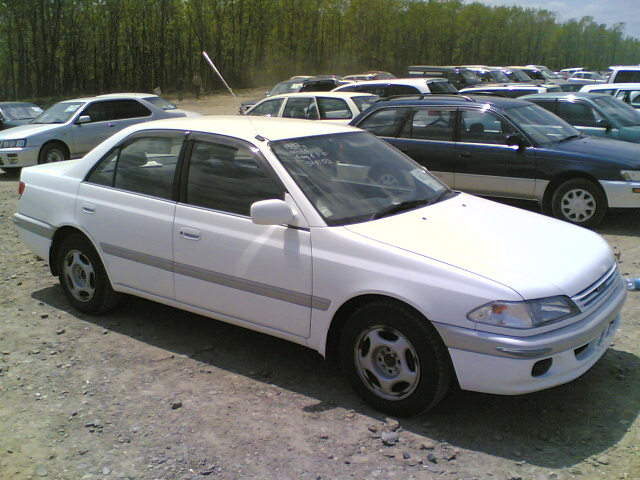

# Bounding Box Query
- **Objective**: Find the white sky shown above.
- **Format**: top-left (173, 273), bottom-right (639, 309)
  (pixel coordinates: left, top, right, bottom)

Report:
top-left (477, 0), bottom-right (640, 40)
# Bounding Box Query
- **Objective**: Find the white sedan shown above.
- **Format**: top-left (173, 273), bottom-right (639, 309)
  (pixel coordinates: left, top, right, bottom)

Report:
top-left (244, 92), bottom-right (378, 124)
top-left (14, 116), bottom-right (625, 415)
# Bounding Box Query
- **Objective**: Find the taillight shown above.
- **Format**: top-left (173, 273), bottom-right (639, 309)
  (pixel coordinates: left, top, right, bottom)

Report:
top-left (18, 181), bottom-right (25, 197)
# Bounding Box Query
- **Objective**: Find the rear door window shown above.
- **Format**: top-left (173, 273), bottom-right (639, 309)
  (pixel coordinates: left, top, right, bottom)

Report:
top-left (356, 107), bottom-right (411, 137)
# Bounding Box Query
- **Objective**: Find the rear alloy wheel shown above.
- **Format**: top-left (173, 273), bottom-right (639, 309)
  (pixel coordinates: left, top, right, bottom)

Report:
top-left (38, 142), bottom-right (69, 164)
top-left (57, 234), bottom-right (120, 314)
top-left (551, 178), bottom-right (607, 228)
top-left (339, 300), bottom-right (453, 416)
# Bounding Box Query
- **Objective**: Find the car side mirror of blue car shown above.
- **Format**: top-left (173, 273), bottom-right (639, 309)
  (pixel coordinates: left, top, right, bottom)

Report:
top-left (506, 134), bottom-right (527, 149)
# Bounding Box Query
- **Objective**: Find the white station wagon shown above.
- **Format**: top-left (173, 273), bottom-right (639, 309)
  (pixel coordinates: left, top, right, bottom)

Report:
top-left (14, 116), bottom-right (626, 415)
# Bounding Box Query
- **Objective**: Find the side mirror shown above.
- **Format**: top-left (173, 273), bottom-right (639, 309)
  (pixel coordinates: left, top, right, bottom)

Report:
top-left (251, 199), bottom-right (294, 226)
top-left (505, 134), bottom-right (527, 149)
top-left (76, 115), bottom-right (91, 124)
top-left (596, 119), bottom-right (613, 130)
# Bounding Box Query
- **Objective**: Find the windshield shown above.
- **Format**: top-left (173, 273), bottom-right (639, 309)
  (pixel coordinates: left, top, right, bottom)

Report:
top-left (271, 131), bottom-right (451, 226)
top-left (31, 101), bottom-right (85, 124)
top-left (143, 96), bottom-right (177, 110)
top-left (504, 104), bottom-right (581, 145)
top-left (2, 104), bottom-right (43, 121)
top-left (592, 95), bottom-right (640, 127)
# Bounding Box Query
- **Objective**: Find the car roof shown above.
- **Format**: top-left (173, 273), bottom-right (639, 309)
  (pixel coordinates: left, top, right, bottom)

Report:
top-left (122, 115), bottom-right (358, 143)
top-left (610, 65), bottom-right (640, 71)
top-left (337, 78), bottom-right (450, 87)
top-left (0, 101), bottom-right (40, 107)
top-left (257, 92), bottom-right (377, 100)
top-left (520, 92), bottom-right (610, 101)
top-left (581, 82), bottom-right (640, 90)
top-left (97, 93), bottom-right (158, 99)
top-left (371, 94), bottom-right (531, 108)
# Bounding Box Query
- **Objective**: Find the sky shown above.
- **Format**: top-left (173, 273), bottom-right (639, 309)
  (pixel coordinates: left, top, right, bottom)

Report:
top-left (478, 0), bottom-right (640, 40)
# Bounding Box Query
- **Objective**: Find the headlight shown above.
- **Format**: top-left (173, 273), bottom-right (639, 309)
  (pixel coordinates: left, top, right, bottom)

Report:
top-left (467, 296), bottom-right (580, 329)
top-left (0, 139), bottom-right (27, 148)
top-left (621, 170), bottom-right (640, 182)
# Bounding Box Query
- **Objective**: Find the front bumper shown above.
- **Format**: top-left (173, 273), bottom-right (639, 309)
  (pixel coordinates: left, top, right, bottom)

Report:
top-left (0, 146), bottom-right (39, 168)
top-left (600, 179), bottom-right (640, 208)
top-left (435, 269), bottom-right (626, 395)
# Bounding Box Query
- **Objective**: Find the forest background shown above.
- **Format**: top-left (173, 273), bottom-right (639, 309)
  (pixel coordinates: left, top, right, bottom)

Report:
top-left (1, 0), bottom-right (640, 101)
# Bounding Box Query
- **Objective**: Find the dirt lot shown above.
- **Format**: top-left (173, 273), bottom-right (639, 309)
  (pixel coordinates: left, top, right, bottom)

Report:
top-left (1, 91), bottom-right (639, 480)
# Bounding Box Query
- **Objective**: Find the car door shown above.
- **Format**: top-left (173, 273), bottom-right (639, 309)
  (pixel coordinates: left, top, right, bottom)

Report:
top-left (391, 107), bottom-right (457, 187)
top-left (455, 108), bottom-right (537, 199)
top-left (78, 131), bottom-right (185, 299)
top-left (73, 100), bottom-right (153, 157)
top-left (172, 134), bottom-right (313, 338)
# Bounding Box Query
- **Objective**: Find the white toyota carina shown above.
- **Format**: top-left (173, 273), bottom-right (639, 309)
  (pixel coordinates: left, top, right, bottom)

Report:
top-left (14, 115), bottom-right (626, 415)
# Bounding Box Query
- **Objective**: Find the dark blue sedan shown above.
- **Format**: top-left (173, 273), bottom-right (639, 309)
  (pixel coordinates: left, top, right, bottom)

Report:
top-left (350, 95), bottom-right (640, 227)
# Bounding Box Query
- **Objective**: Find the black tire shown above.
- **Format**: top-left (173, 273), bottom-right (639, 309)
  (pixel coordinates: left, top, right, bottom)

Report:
top-left (38, 142), bottom-right (69, 164)
top-left (551, 178), bottom-right (607, 228)
top-left (339, 300), bottom-right (453, 416)
top-left (57, 233), bottom-right (120, 314)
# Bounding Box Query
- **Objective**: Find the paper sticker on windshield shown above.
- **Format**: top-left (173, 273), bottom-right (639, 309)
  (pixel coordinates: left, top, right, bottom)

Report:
top-left (64, 105), bottom-right (80, 113)
top-left (282, 142), bottom-right (333, 166)
top-left (411, 168), bottom-right (441, 189)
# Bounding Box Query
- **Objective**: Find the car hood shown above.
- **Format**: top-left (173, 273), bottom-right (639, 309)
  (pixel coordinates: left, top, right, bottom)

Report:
top-left (345, 193), bottom-right (614, 299)
top-left (2, 119), bottom-right (36, 129)
top-left (0, 123), bottom-right (64, 139)
top-left (542, 135), bottom-right (640, 167)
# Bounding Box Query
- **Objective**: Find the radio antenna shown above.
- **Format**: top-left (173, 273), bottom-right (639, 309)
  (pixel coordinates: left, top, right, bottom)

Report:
top-left (202, 51), bottom-right (244, 114)
top-left (201, 51), bottom-right (265, 141)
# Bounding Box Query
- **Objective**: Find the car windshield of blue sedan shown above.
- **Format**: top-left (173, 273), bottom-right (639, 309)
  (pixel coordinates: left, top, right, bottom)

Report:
top-left (504, 104), bottom-right (581, 145)
top-left (31, 102), bottom-right (84, 124)
top-left (271, 131), bottom-right (452, 225)
top-left (592, 95), bottom-right (640, 127)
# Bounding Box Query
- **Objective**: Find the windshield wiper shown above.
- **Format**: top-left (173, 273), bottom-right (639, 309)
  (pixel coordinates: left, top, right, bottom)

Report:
top-left (557, 134), bottom-right (582, 143)
top-left (371, 199), bottom-right (432, 220)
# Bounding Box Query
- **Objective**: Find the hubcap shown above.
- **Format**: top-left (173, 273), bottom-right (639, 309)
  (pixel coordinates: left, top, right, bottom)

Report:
top-left (354, 326), bottom-right (420, 401)
top-left (62, 249), bottom-right (96, 302)
top-left (560, 188), bottom-right (596, 222)
top-left (44, 149), bottom-right (65, 163)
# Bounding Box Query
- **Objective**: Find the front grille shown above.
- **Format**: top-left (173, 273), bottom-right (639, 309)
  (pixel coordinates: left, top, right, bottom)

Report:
top-left (572, 263), bottom-right (621, 312)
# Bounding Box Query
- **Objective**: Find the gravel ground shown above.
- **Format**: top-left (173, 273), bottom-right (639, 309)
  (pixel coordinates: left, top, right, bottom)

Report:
top-left (1, 91), bottom-right (639, 480)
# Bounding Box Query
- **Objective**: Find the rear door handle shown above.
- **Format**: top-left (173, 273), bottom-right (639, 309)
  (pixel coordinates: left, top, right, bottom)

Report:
top-left (459, 152), bottom-right (472, 158)
top-left (81, 203), bottom-right (96, 214)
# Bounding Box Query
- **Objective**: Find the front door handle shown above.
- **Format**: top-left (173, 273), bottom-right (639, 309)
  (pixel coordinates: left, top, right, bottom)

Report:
top-left (179, 227), bottom-right (201, 241)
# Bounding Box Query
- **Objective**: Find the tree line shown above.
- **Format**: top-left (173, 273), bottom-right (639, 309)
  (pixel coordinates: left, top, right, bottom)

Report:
top-left (1, 0), bottom-right (639, 101)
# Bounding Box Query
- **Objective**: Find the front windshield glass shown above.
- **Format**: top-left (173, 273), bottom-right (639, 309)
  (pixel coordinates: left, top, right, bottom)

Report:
top-left (31, 102), bottom-right (85, 124)
top-left (271, 131), bottom-right (451, 226)
top-left (143, 96), bottom-right (177, 110)
top-left (592, 95), bottom-right (640, 127)
top-left (504, 104), bottom-right (581, 145)
top-left (2, 104), bottom-right (43, 120)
